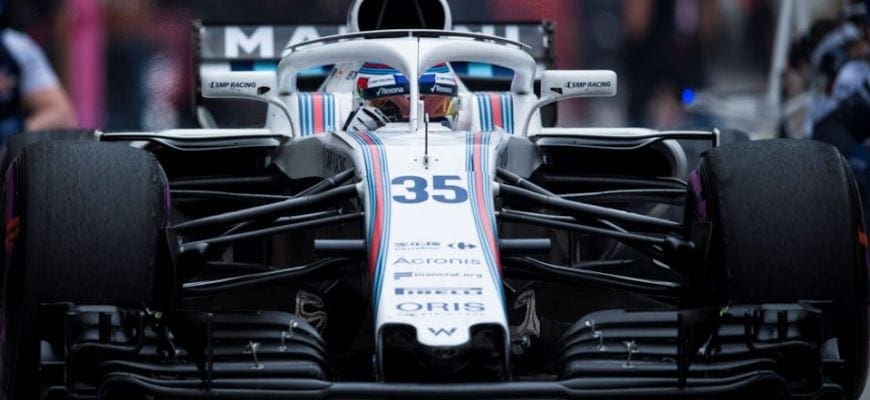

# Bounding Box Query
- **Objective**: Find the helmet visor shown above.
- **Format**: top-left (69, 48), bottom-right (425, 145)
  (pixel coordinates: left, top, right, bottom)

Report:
top-left (366, 94), bottom-right (458, 121)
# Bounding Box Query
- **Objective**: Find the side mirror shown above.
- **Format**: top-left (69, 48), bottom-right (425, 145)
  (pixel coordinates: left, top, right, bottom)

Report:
top-left (201, 71), bottom-right (277, 98)
top-left (520, 70), bottom-right (617, 136)
top-left (540, 70), bottom-right (617, 100)
top-left (200, 71), bottom-right (295, 135)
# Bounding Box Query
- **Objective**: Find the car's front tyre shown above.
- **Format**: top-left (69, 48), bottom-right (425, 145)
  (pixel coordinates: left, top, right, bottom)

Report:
top-left (0, 141), bottom-right (169, 399)
top-left (689, 139), bottom-right (869, 398)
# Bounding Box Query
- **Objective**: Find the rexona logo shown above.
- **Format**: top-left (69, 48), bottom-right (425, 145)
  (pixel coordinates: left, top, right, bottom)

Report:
top-left (429, 84), bottom-right (454, 95)
top-left (397, 302), bottom-right (485, 312)
top-left (395, 287), bottom-right (483, 296)
top-left (376, 86), bottom-right (405, 96)
top-left (393, 257), bottom-right (480, 265)
top-left (428, 327), bottom-right (457, 336)
top-left (209, 81), bottom-right (257, 89)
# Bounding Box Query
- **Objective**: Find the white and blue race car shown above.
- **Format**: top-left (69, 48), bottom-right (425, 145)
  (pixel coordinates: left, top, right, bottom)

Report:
top-left (0, 1), bottom-right (866, 399)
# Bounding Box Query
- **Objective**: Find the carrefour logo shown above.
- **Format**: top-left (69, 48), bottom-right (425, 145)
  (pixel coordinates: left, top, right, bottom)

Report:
top-left (392, 241), bottom-right (477, 251)
top-left (448, 242), bottom-right (476, 250)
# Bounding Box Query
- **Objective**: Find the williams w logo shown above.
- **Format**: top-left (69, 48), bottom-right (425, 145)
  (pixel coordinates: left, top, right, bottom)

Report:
top-left (428, 327), bottom-right (457, 336)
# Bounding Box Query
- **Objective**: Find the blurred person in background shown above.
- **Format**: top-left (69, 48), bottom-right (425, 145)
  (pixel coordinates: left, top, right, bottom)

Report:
top-left (808, 0), bottom-right (869, 224)
top-left (103, 0), bottom-right (194, 131)
top-left (780, 18), bottom-right (840, 137)
top-left (622, 0), bottom-right (718, 128)
top-left (103, 0), bottom-right (157, 130)
top-left (809, 1), bottom-right (868, 156)
top-left (0, 0), bottom-right (75, 142)
top-left (805, 20), bottom-right (866, 136)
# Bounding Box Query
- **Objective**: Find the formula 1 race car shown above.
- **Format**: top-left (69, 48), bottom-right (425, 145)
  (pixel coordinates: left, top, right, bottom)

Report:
top-left (0, 1), bottom-right (867, 399)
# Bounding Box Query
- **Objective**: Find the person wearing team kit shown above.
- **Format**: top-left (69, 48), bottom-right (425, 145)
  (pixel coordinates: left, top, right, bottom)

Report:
top-left (0, 0), bottom-right (76, 143)
top-left (355, 62), bottom-right (460, 126)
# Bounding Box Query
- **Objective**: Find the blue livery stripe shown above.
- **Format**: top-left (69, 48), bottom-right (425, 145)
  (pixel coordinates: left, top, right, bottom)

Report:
top-left (501, 93), bottom-right (513, 134)
top-left (474, 92), bottom-right (514, 134)
top-left (254, 61), bottom-right (277, 71)
top-left (297, 92), bottom-right (337, 136)
top-left (465, 132), bottom-right (505, 302)
top-left (297, 93), bottom-right (308, 136)
top-left (229, 60), bottom-right (254, 71)
top-left (347, 131), bottom-right (391, 309)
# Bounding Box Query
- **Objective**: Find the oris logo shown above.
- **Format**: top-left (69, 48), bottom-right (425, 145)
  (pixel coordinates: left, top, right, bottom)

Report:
top-left (396, 302), bottom-right (485, 312)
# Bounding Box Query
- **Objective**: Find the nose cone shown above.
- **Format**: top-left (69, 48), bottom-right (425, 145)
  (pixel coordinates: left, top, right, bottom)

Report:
top-left (380, 324), bottom-right (508, 381)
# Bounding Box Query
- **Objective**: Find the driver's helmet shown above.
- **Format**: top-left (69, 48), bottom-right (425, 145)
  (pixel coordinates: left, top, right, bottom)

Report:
top-left (356, 62), bottom-right (459, 122)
